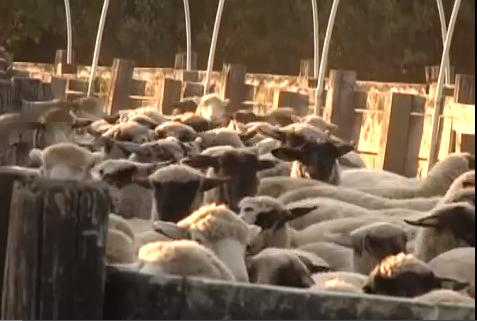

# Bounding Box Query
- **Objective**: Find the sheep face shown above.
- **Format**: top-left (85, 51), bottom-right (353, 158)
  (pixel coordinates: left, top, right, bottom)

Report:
top-left (363, 253), bottom-right (469, 298)
top-left (182, 150), bottom-right (276, 210)
top-left (238, 196), bottom-right (317, 255)
top-left (404, 202), bottom-right (475, 247)
top-left (246, 252), bottom-right (315, 288)
top-left (39, 142), bottom-right (96, 180)
top-left (271, 141), bottom-right (354, 183)
top-left (135, 165), bottom-right (229, 223)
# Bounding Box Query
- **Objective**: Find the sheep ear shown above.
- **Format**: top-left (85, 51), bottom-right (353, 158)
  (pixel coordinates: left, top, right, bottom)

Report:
top-left (247, 224), bottom-right (262, 244)
top-left (271, 147), bottom-right (303, 162)
top-left (259, 128), bottom-right (289, 142)
top-left (238, 130), bottom-right (257, 142)
top-left (200, 177), bottom-right (230, 192)
top-left (257, 159), bottom-right (277, 171)
top-left (306, 263), bottom-right (331, 274)
top-left (104, 165), bottom-right (140, 187)
top-left (438, 277), bottom-right (470, 292)
top-left (403, 217), bottom-right (440, 228)
top-left (181, 154), bottom-right (219, 169)
top-left (133, 177), bottom-right (152, 189)
top-left (288, 205), bottom-right (318, 221)
top-left (103, 114), bottom-right (120, 124)
top-left (153, 221), bottom-right (190, 240)
top-left (335, 143), bottom-right (355, 157)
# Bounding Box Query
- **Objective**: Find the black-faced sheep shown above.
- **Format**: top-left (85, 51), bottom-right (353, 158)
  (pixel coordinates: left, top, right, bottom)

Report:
top-left (134, 164), bottom-right (229, 223)
top-left (153, 203), bottom-right (261, 282)
top-left (182, 148), bottom-right (275, 211)
top-left (404, 202), bottom-right (475, 262)
top-left (271, 140), bottom-right (354, 184)
top-left (246, 250), bottom-right (315, 288)
top-left (138, 240), bottom-right (235, 281)
top-left (362, 252), bottom-right (469, 298)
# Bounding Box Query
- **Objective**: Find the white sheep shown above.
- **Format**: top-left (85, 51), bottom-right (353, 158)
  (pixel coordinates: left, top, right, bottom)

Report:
top-left (195, 94), bottom-right (229, 121)
top-left (297, 242), bottom-right (353, 272)
top-left (312, 271), bottom-right (368, 289)
top-left (404, 202), bottom-right (475, 262)
top-left (100, 121), bottom-right (156, 143)
top-left (278, 184), bottom-right (441, 211)
top-left (153, 203), bottom-right (261, 282)
top-left (154, 121), bottom-right (197, 142)
top-left (138, 240), bottom-right (236, 281)
top-left (258, 177), bottom-right (322, 198)
top-left (354, 153), bottom-right (475, 199)
top-left (106, 228), bottom-right (138, 264)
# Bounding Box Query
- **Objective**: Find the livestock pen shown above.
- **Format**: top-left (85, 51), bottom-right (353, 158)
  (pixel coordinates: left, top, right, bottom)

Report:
top-left (0, 47), bottom-right (475, 319)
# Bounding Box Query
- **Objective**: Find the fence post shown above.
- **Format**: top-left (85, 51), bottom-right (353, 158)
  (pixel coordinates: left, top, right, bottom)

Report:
top-left (220, 63), bottom-right (247, 114)
top-left (174, 51), bottom-right (197, 70)
top-left (156, 77), bottom-right (182, 114)
top-left (1, 178), bottom-right (110, 319)
top-left (379, 92), bottom-right (417, 176)
top-left (273, 89), bottom-right (310, 116)
top-left (54, 49), bottom-right (77, 75)
top-left (322, 70), bottom-right (357, 142)
top-left (106, 59), bottom-right (135, 115)
top-left (454, 74), bottom-right (475, 105)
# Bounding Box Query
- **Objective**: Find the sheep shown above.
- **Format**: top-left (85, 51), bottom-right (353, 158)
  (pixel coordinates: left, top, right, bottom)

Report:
top-left (233, 107), bottom-right (299, 127)
top-left (298, 242), bottom-right (353, 272)
top-left (37, 142), bottom-right (99, 180)
top-left (172, 113), bottom-right (215, 133)
top-left (298, 115), bottom-right (338, 133)
top-left (198, 128), bottom-right (245, 149)
top-left (170, 96), bottom-right (201, 115)
top-left (415, 289), bottom-right (475, 304)
top-left (270, 140), bottom-right (355, 184)
top-left (442, 187), bottom-right (475, 206)
top-left (340, 168), bottom-right (418, 188)
top-left (106, 228), bottom-right (138, 264)
top-left (246, 249), bottom-right (315, 288)
top-left (154, 121), bottom-right (197, 142)
top-left (181, 148), bottom-right (276, 211)
top-left (249, 247), bottom-right (331, 274)
top-left (129, 114), bottom-right (159, 130)
top-left (427, 247), bottom-right (475, 298)
top-left (108, 213), bottom-right (136, 241)
top-left (278, 184), bottom-right (442, 211)
top-left (138, 240), bottom-right (236, 281)
top-left (118, 106), bottom-right (171, 124)
top-left (326, 222), bottom-right (408, 275)
top-left (404, 202), bottom-right (475, 262)
top-left (362, 252), bottom-right (469, 298)
top-left (283, 197), bottom-right (424, 231)
top-left (195, 94), bottom-right (230, 121)
top-left (355, 153), bottom-right (475, 199)
top-left (133, 164), bottom-right (229, 223)
top-left (311, 278), bottom-right (362, 294)
top-left (438, 170), bottom-right (475, 204)
top-left (92, 159), bottom-right (172, 219)
top-left (312, 271), bottom-right (368, 289)
top-left (101, 121), bottom-right (155, 144)
top-left (152, 203), bottom-right (261, 282)
top-left (257, 177), bottom-right (322, 198)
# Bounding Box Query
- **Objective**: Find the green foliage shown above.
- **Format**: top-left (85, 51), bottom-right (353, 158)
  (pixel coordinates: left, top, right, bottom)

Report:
top-left (0, 0), bottom-right (474, 82)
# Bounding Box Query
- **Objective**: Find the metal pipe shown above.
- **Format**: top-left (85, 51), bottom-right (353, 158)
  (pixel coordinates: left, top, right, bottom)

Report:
top-left (311, 0), bottom-right (320, 77)
top-left (63, 0), bottom-right (73, 64)
top-left (183, 0), bottom-right (192, 70)
top-left (313, 0), bottom-right (341, 115)
top-left (427, 0), bottom-right (462, 171)
top-left (436, 0), bottom-right (451, 84)
top-left (204, 0), bottom-right (226, 95)
top-left (87, 0), bottom-right (111, 97)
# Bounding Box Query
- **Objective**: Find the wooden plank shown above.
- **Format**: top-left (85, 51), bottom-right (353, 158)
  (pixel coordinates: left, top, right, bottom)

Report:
top-left (452, 103), bottom-right (475, 134)
top-left (220, 63), bottom-right (247, 114)
top-left (454, 74), bottom-right (475, 104)
top-left (106, 59), bottom-right (135, 114)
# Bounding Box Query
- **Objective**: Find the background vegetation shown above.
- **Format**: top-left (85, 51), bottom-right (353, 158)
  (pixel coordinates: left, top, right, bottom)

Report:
top-left (1, 0), bottom-right (475, 82)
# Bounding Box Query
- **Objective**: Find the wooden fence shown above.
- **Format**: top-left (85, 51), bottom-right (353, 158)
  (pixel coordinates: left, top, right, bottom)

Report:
top-left (0, 171), bottom-right (473, 319)
top-left (1, 49), bottom-right (475, 177)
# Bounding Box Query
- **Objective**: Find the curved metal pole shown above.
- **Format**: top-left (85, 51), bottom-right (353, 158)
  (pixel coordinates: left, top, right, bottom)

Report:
top-left (313, 0), bottom-right (341, 115)
top-left (87, 0), bottom-right (111, 97)
top-left (183, 0), bottom-right (192, 70)
top-left (427, 0), bottom-right (462, 171)
top-left (311, 0), bottom-right (320, 77)
top-left (63, 0), bottom-right (73, 63)
top-left (436, 0), bottom-right (451, 84)
top-left (204, 0), bottom-right (226, 95)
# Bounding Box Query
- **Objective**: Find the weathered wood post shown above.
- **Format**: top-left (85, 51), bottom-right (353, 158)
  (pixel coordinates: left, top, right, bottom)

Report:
top-left (322, 70), bottom-right (357, 142)
top-left (174, 51), bottom-right (198, 70)
top-left (219, 63), bottom-right (247, 114)
top-left (454, 74), bottom-right (475, 105)
top-left (105, 58), bottom-right (135, 115)
top-left (0, 167), bottom-right (36, 316)
top-left (0, 80), bottom-right (12, 165)
top-left (54, 49), bottom-right (77, 75)
top-left (379, 92), bottom-right (423, 177)
top-left (1, 178), bottom-right (111, 319)
top-left (156, 77), bottom-right (182, 114)
top-left (273, 89), bottom-right (310, 116)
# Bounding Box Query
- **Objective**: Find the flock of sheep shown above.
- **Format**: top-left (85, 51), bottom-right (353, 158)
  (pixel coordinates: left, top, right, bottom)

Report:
top-left (0, 89), bottom-right (475, 312)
